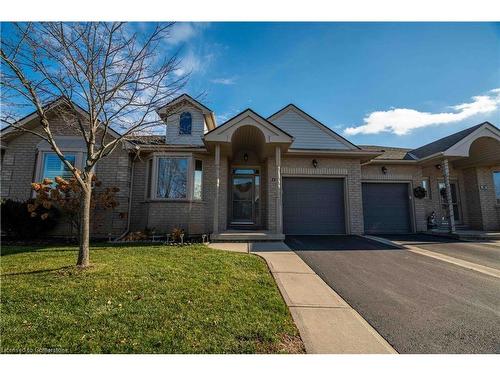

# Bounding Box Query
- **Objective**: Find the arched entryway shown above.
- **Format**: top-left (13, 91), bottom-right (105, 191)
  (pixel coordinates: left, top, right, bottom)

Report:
top-left (229, 126), bottom-right (267, 228)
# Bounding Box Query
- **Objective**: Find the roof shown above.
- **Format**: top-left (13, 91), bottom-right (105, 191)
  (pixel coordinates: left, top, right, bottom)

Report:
top-left (156, 93), bottom-right (216, 130)
top-left (268, 103), bottom-right (361, 150)
top-left (128, 135), bottom-right (166, 145)
top-left (157, 93), bottom-right (214, 114)
top-left (408, 122), bottom-right (489, 159)
top-left (360, 145), bottom-right (414, 160)
top-left (204, 108), bottom-right (294, 139)
top-left (1, 96), bottom-right (123, 141)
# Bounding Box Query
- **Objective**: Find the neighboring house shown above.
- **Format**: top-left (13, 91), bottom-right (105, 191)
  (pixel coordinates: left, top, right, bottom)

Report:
top-left (1, 94), bottom-right (499, 239)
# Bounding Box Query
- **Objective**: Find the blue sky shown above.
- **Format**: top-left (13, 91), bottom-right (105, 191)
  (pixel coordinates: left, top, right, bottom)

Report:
top-left (2, 22), bottom-right (499, 148)
top-left (169, 22), bottom-right (500, 148)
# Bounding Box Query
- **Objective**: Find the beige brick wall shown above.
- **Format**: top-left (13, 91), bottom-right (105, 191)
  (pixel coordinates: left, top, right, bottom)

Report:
top-left (362, 164), bottom-right (427, 232)
top-left (1, 112), bottom-right (130, 238)
top-left (475, 166), bottom-right (500, 230)
top-left (129, 152), bottom-right (215, 235)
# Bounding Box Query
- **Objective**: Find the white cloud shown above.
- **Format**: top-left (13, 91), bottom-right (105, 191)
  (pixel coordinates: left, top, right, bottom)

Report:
top-left (174, 50), bottom-right (214, 77)
top-left (166, 22), bottom-right (209, 45)
top-left (344, 88), bottom-right (500, 136)
top-left (210, 77), bottom-right (237, 85)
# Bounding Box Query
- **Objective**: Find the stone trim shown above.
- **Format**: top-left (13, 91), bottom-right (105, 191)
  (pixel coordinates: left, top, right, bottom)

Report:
top-left (281, 167), bottom-right (348, 175)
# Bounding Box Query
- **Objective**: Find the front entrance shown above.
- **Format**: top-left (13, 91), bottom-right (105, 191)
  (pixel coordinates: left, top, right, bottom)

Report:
top-left (438, 181), bottom-right (462, 224)
top-left (230, 167), bottom-right (260, 226)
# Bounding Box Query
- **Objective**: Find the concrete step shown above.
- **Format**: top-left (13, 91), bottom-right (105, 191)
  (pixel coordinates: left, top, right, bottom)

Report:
top-left (210, 231), bottom-right (285, 242)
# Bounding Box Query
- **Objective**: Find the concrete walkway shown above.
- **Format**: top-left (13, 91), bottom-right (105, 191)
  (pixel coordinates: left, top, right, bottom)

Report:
top-left (365, 235), bottom-right (500, 279)
top-left (210, 241), bottom-right (396, 354)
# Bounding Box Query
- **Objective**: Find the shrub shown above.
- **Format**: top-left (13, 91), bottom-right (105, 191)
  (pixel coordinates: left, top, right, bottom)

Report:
top-left (1, 199), bottom-right (60, 238)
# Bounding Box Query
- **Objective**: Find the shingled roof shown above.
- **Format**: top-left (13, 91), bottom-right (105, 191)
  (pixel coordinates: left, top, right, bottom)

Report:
top-left (408, 122), bottom-right (488, 159)
top-left (359, 145), bottom-right (414, 160)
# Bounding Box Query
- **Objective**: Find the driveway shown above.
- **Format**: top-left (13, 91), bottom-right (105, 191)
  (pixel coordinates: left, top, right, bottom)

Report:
top-left (381, 234), bottom-right (500, 271)
top-left (285, 235), bottom-right (500, 354)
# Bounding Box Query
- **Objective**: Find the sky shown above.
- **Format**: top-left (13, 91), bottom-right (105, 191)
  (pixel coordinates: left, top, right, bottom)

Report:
top-left (166, 22), bottom-right (500, 148)
top-left (2, 22), bottom-right (499, 148)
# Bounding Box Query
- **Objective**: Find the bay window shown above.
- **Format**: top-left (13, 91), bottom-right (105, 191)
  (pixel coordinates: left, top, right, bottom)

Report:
top-left (156, 157), bottom-right (188, 199)
top-left (194, 159), bottom-right (203, 200)
top-left (151, 155), bottom-right (203, 201)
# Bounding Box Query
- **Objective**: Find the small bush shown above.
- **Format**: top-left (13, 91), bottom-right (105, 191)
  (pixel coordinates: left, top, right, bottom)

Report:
top-left (1, 199), bottom-right (60, 238)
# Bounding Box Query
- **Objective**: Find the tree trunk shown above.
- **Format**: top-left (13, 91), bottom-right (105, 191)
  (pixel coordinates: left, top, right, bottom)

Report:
top-left (77, 179), bottom-right (92, 267)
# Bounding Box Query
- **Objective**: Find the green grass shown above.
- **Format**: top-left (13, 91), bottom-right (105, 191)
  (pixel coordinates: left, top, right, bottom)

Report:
top-left (0, 243), bottom-right (304, 354)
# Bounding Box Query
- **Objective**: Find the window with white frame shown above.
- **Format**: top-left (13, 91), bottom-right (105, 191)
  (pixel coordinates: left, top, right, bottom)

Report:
top-left (493, 171), bottom-right (500, 204)
top-left (39, 152), bottom-right (82, 183)
top-left (193, 159), bottom-right (203, 200)
top-left (156, 157), bottom-right (189, 199)
top-left (150, 156), bottom-right (203, 200)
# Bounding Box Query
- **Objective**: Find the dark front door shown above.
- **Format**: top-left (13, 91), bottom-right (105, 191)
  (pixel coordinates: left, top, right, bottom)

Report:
top-left (231, 168), bottom-right (260, 225)
top-left (362, 182), bottom-right (412, 234)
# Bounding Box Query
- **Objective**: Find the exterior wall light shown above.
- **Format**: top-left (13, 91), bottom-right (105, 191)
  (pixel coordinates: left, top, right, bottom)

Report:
top-left (435, 164), bottom-right (441, 170)
top-left (243, 153), bottom-right (249, 162)
top-left (381, 166), bottom-right (388, 174)
top-left (312, 159), bottom-right (318, 168)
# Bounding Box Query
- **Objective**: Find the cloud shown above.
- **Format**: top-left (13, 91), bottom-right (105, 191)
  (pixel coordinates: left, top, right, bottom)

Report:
top-left (216, 108), bottom-right (241, 124)
top-left (166, 22), bottom-right (209, 45)
top-left (344, 88), bottom-right (500, 136)
top-left (210, 77), bottom-right (237, 85)
top-left (174, 49), bottom-right (214, 77)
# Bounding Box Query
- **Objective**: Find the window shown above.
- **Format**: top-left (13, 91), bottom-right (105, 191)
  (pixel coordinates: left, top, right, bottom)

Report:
top-left (156, 157), bottom-right (188, 199)
top-left (146, 159), bottom-right (153, 199)
top-left (494, 171), bottom-right (500, 204)
top-left (179, 112), bottom-right (192, 135)
top-left (422, 177), bottom-right (431, 199)
top-left (41, 153), bottom-right (76, 182)
top-left (194, 159), bottom-right (203, 200)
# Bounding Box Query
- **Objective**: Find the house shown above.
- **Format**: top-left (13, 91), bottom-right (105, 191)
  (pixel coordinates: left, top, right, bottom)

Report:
top-left (1, 94), bottom-right (499, 240)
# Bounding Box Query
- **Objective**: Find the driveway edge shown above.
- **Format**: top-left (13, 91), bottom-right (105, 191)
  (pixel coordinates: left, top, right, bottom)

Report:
top-left (364, 235), bottom-right (500, 279)
top-left (252, 244), bottom-right (397, 354)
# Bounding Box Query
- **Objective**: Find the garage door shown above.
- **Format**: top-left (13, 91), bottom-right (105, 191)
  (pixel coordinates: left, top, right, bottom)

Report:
top-left (283, 177), bottom-right (345, 235)
top-left (362, 182), bottom-right (411, 234)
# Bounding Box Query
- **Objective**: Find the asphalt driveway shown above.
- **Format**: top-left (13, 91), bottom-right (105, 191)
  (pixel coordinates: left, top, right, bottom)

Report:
top-left (381, 234), bottom-right (500, 271)
top-left (285, 235), bottom-right (500, 354)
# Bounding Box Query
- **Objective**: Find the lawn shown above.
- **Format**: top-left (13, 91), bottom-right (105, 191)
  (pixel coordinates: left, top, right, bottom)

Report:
top-left (0, 243), bottom-right (304, 354)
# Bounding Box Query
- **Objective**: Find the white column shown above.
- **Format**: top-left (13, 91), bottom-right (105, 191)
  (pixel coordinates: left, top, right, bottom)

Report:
top-left (275, 146), bottom-right (283, 235)
top-left (442, 158), bottom-right (456, 233)
top-left (213, 144), bottom-right (221, 234)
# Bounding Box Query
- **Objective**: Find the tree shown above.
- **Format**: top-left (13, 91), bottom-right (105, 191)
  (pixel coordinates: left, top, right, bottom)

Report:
top-left (30, 174), bottom-right (120, 238)
top-left (1, 22), bottom-right (187, 267)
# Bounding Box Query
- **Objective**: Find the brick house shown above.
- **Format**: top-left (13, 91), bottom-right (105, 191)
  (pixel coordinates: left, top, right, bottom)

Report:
top-left (1, 94), bottom-right (499, 240)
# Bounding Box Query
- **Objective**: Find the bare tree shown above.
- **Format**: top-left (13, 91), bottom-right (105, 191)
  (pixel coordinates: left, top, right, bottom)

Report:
top-left (1, 22), bottom-right (188, 267)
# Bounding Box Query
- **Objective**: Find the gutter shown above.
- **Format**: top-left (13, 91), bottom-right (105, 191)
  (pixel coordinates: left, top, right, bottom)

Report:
top-left (114, 150), bottom-right (136, 242)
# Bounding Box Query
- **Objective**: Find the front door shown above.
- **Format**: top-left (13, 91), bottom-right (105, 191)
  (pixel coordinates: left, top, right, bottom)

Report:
top-left (438, 181), bottom-right (462, 224)
top-left (231, 168), bottom-right (260, 225)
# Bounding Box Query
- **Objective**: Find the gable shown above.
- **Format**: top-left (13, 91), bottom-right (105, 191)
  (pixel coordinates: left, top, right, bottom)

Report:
top-left (204, 109), bottom-right (293, 144)
top-left (268, 105), bottom-right (358, 150)
top-left (164, 103), bottom-right (206, 146)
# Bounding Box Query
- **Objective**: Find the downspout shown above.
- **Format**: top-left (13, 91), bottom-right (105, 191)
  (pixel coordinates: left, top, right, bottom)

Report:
top-left (114, 149), bottom-right (136, 242)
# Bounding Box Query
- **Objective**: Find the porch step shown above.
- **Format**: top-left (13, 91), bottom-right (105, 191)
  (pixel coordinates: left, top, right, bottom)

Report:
top-left (210, 230), bottom-right (285, 242)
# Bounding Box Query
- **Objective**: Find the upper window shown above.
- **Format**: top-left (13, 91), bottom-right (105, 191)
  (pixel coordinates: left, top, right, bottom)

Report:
top-left (493, 171), bottom-right (500, 204)
top-left (42, 153), bottom-right (76, 182)
top-left (179, 112), bottom-right (192, 135)
top-left (156, 157), bottom-right (188, 199)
